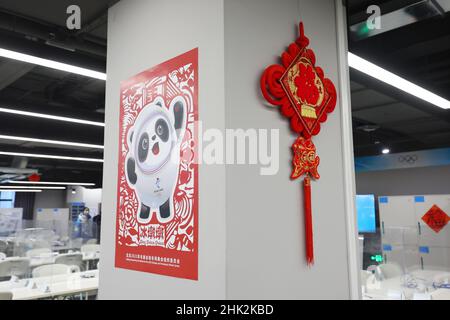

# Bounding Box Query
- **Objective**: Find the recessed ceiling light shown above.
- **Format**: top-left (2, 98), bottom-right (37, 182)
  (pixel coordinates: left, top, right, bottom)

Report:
top-left (0, 151), bottom-right (103, 163)
top-left (382, 148), bottom-right (390, 154)
top-left (348, 52), bottom-right (450, 110)
top-left (357, 124), bottom-right (380, 133)
top-left (0, 48), bottom-right (106, 80)
top-left (6, 181), bottom-right (95, 186)
top-left (0, 134), bottom-right (104, 149)
top-left (0, 186), bottom-right (65, 190)
top-left (0, 107), bottom-right (104, 127)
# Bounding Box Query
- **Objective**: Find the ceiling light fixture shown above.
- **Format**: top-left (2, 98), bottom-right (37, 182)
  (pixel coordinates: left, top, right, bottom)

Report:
top-left (0, 186), bottom-right (65, 190)
top-left (348, 52), bottom-right (450, 110)
top-left (357, 124), bottom-right (380, 133)
top-left (0, 107), bottom-right (105, 127)
top-left (0, 189), bottom-right (42, 193)
top-left (0, 134), bottom-right (104, 149)
top-left (382, 148), bottom-right (390, 154)
top-left (0, 48), bottom-right (106, 80)
top-left (0, 151), bottom-right (103, 163)
top-left (6, 181), bottom-right (95, 186)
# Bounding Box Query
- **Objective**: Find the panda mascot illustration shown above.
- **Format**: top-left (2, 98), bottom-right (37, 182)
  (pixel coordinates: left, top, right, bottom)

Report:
top-left (125, 96), bottom-right (186, 224)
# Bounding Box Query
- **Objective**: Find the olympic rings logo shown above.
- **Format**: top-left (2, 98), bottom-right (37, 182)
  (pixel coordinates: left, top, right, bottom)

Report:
top-left (398, 155), bottom-right (418, 164)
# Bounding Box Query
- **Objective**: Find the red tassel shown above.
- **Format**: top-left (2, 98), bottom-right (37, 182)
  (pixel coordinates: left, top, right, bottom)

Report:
top-left (303, 176), bottom-right (314, 265)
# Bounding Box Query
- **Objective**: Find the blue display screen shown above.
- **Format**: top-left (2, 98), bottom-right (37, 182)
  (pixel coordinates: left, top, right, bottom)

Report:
top-left (356, 194), bottom-right (376, 233)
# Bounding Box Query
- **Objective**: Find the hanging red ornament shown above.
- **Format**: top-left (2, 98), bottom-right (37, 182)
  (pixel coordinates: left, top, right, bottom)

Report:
top-left (261, 22), bottom-right (337, 266)
top-left (28, 173), bottom-right (41, 182)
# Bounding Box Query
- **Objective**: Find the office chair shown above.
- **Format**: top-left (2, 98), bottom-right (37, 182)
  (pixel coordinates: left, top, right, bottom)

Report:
top-left (32, 264), bottom-right (80, 278)
top-left (0, 240), bottom-right (8, 253)
top-left (86, 239), bottom-right (98, 245)
top-left (25, 248), bottom-right (52, 259)
top-left (360, 270), bottom-right (372, 286)
top-left (378, 263), bottom-right (403, 279)
top-left (0, 258), bottom-right (30, 281)
top-left (55, 253), bottom-right (84, 270)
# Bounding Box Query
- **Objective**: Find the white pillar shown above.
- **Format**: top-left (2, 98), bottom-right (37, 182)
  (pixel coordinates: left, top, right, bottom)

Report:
top-left (99, 0), bottom-right (358, 299)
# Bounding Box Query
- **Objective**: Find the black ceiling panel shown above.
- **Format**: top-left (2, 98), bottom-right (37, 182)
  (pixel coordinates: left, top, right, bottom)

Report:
top-left (0, 1), bottom-right (115, 186)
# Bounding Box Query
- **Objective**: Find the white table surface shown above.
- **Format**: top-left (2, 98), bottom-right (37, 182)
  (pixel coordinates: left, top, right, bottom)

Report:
top-left (363, 268), bottom-right (450, 300)
top-left (0, 270), bottom-right (99, 300)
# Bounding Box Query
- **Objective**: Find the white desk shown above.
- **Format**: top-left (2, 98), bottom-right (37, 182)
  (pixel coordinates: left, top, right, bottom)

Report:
top-left (0, 270), bottom-right (99, 300)
top-left (363, 268), bottom-right (450, 300)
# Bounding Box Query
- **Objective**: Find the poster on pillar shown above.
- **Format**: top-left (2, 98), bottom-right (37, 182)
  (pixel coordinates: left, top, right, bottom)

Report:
top-left (115, 48), bottom-right (198, 280)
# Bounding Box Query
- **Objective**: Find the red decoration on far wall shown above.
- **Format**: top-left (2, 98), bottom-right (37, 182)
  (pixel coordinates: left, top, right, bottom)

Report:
top-left (261, 22), bottom-right (337, 265)
top-left (422, 205), bottom-right (450, 233)
top-left (28, 173), bottom-right (41, 182)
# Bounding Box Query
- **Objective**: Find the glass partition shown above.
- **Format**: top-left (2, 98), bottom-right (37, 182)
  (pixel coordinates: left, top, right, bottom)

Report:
top-left (0, 211), bottom-right (100, 299)
top-left (358, 196), bottom-right (450, 300)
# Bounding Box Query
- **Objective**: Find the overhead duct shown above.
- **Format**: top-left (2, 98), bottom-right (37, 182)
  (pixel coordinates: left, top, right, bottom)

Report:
top-left (350, 0), bottom-right (450, 41)
top-left (0, 157), bottom-right (39, 184)
top-left (0, 167), bottom-right (38, 184)
top-left (11, 156), bottom-right (28, 169)
top-left (0, 10), bottom-right (106, 57)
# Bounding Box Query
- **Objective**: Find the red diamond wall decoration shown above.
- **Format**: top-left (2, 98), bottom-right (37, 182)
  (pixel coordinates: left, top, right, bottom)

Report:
top-left (422, 205), bottom-right (450, 233)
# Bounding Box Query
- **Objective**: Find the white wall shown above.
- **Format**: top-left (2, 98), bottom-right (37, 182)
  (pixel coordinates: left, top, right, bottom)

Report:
top-left (33, 190), bottom-right (66, 218)
top-left (29, 187), bottom-right (102, 221)
top-left (356, 165), bottom-right (450, 196)
top-left (84, 188), bottom-right (102, 216)
top-left (224, 0), bottom-right (353, 299)
top-left (99, 0), bottom-right (226, 299)
top-left (66, 186), bottom-right (102, 216)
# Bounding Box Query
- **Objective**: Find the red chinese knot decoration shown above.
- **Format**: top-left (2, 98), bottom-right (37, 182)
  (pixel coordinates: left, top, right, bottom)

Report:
top-left (260, 22), bottom-right (337, 265)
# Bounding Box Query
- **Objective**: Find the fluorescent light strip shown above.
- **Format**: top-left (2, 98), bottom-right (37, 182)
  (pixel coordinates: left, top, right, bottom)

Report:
top-left (7, 181), bottom-right (95, 186)
top-left (0, 189), bottom-right (42, 193)
top-left (348, 52), bottom-right (450, 110)
top-left (0, 134), bottom-right (104, 149)
top-left (0, 151), bottom-right (103, 163)
top-left (0, 48), bottom-right (106, 80)
top-left (0, 186), bottom-right (65, 190)
top-left (0, 107), bottom-right (104, 127)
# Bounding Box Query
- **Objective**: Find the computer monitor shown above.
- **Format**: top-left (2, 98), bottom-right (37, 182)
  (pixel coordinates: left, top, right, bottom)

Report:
top-left (356, 194), bottom-right (376, 233)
